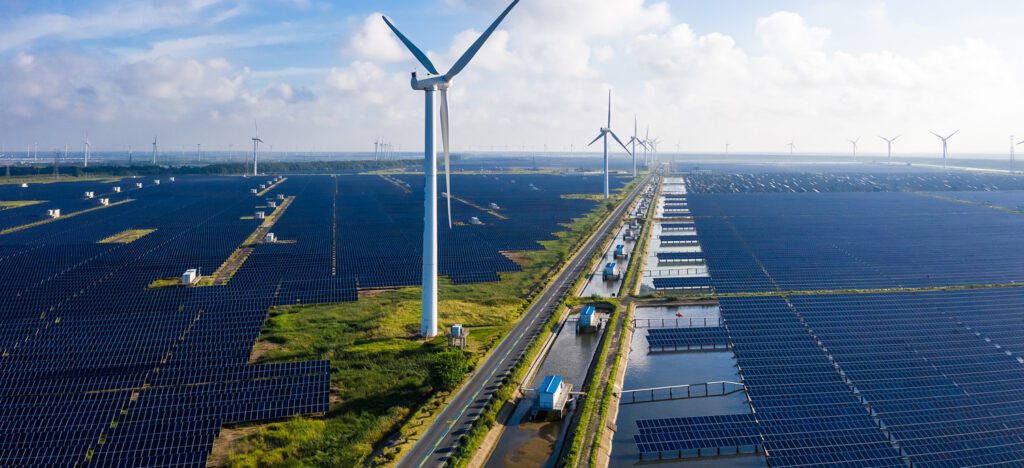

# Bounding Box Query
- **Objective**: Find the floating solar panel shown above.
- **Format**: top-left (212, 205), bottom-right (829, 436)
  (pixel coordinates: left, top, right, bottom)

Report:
top-left (646, 327), bottom-right (730, 351)
top-left (651, 277), bottom-right (713, 291)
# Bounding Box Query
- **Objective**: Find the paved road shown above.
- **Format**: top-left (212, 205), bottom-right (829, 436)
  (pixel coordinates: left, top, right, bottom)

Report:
top-left (399, 174), bottom-right (653, 468)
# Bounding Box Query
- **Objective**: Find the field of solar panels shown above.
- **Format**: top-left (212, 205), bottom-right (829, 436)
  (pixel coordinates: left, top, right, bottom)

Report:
top-left (615, 167), bottom-right (1024, 467)
top-left (0, 172), bottom-right (630, 466)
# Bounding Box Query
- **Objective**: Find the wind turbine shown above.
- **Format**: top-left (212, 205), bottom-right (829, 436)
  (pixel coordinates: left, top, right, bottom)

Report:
top-left (1012, 135), bottom-right (1024, 174)
top-left (197, 143), bottom-right (202, 162)
top-left (152, 136), bottom-right (158, 165)
top-left (83, 132), bottom-right (91, 168)
top-left (847, 137), bottom-right (860, 161)
top-left (931, 130), bottom-right (958, 169)
top-left (878, 135), bottom-right (900, 161)
top-left (128, 145), bottom-right (133, 165)
top-left (383, 0), bottom-right (520, 338)
top-left (587, 90), bottom-right (632, 199)
top-left (787, 138), bottom-right (796, 155)
top-left (725, 143), bottom-right (730, 155)
top-left (626, 115), bottom-right (642, 177)
top-left (374, 138), bottom-right (380, 161)
top-left (252, 122), bottom-right (264, 176)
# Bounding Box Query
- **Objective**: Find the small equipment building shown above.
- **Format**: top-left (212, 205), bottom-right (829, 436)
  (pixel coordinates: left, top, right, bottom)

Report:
top-left (537, 375), bottom-right (571, 418)
top-left (181, 269), bottom-right (199, 285)
top-left (603, 262), bottom-right (620, 281)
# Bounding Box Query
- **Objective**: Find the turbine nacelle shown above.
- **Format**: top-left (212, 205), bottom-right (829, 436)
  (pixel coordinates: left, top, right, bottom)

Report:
top-left (410, 72), bottom-right (451, 91)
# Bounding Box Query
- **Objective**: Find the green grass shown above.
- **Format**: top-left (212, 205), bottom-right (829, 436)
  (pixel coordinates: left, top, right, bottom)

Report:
top-left (220, 181), bottom-right (639, 467)
top-left (0, 200), bottom-right (45, 209)
top-left (98, 228), bottom-right (156, 244)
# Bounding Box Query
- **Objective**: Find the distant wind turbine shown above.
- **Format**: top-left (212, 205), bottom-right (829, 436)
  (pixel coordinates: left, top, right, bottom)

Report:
top-left (83, 132), bottom-right (91, 168)
top-left (878, 135), bottom-right (901, 161)
top-left (587, 90), bottom-right (632, 199)
top-left (626, 116), bottom-right (643, 177)
top-left (931, 130), bottom-right (959, 168)
top-left (128, 145), bottom-right (133, 165)
top-left (252, 122), bottom-right (264, 176)
top-left (847, 137), bottom-right (860, 161)
top-left (787, 139), bottom-right (796, 155)
top-left (152, 136), bottom-right (158, 165)
top-left (383, 0), bottom-right (520, 338)
top-left (725, 143), bottom-right (730, 155)
top-left (1012, 135), bottom-right (1024, 174)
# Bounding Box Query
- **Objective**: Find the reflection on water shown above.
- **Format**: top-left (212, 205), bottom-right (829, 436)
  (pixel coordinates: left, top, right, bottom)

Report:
top-left (486, 318), bottom-right (605, 468)
top-left (610, 306), bottom-right (767, 468)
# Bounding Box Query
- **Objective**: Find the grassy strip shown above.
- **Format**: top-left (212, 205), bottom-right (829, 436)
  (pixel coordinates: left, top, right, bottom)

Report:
top-left (620, 177), bottom-right (661, 297)
top-left (99, 228), bottom-right (156, 244)
top-left (0, 199), bottom-right (132, 235)
top-left (199, 196), bottom-right (295, 286)
top-left (588, 302), bottom-right (632, 466)
top-left (563, 300), bottom-right (621, 466)
top-left (0, 200), bottom-right (45, 209)
top-left (0, 175), bottom-right (120, 185)
top-left (219, 183), bottom-right (638, 467)
top-left (257, 178), bottom-right (288, 197)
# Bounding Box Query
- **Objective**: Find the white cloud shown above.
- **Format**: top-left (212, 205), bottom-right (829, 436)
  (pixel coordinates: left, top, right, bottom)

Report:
top-left (345, 13), bottom-right (408, 63)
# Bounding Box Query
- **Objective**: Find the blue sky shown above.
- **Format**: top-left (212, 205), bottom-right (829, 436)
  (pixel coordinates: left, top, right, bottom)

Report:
top-left (2, 0), bottom-right (1024, 156)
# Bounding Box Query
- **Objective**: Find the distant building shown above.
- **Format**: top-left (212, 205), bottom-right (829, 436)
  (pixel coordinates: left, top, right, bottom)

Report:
top-left (181, 269), bottom-right (199, 285)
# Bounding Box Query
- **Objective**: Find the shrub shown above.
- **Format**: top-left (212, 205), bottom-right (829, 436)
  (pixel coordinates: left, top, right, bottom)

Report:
top-left (430, 349), bottom-right (470, 391)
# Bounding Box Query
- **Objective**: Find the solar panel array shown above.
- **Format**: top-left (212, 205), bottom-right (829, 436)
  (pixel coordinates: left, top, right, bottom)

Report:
top-left (687, 191), bottom-right (1024, 293)
top-left (792, 290), bottom-right (1024, 466)
top-left (0, 173), bottom-right (616, 464)
top-left (634, 414), bottom-right (761, 456)
top-left (651, 277), bottom-right (713, 290)
top-left (716, 296), bottom-right (906, 467)
top-left (646, 327), bottom-right (729, 351)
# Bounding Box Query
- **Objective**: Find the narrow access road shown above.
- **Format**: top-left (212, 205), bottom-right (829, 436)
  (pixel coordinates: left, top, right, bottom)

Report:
top-left (399, 174), bottom-right (653, 468)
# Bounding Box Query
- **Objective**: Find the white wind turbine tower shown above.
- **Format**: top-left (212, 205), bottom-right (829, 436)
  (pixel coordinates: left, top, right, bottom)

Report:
top-left (152, 136), bottom-right (158, 165)
top-left (383, 0), bottom-right (520, 338)
top-left (587, 90), bottom-right (632, 199)
top-left (626, 116), bottom-right (643, 177)
top-left (725, 143), bottom-right (730, 155)
top-left (847, 137), bottom-right (860, 161)
top-left (879, 135), bottom-right (900, 161)
top-left (931, 130), bottom-right (958, 169)
top-left (1011, 135), bottom-right (1024, 174)
top-left (252, 122), bottom-right (264, 176)
top-left (787, 138), bottom-right (796, 155)
top-left (83, 132), bottom-right (91, 168)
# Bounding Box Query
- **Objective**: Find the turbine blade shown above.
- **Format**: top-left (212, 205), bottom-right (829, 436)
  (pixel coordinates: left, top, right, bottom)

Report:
top-left (440, 88), bottom-right (453, 229)
top-left (445, 0), bottom-right (520, 80)
top-left (609, 130), bottom-right (631, 155)
top-left (382, 16), bottom-right (440, 75)
top-left (894, 135), bottom-right (901, 142)
top-left (607, 90), bottom-right (612, 128)
top-left (587, 133), bottom-right (604, 147)
top-left (947, 130), bottom-right (959, 139)
top-left (931, 132), bottom-right (943, 139)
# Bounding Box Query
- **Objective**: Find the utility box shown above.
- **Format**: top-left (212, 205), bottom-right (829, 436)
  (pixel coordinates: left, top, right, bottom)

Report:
top-left (576, 305), bottom-right (600, 333)
top-left (181, 269), bottom-right (199, 285)
top-left (264, 233), bottom-right (277, 243)
top-left (250, 188), bottom-right (258, 194)
top-left (602, 262), bottom-right (620, 281)
top-left (537, 375), bottom-right (570, 417)
top-left (47, 209), bottom-right (61, 218)
top-left (113, 187), bottom-right (122, 193)
top-left (20, 183), bottom-right (28, 188)
top-left (470, 216), bottom-right (483, 225)
top-left (449, 324), bottom-right (469, 349)
top-left (84, 191), bottom-right (94, 199)
top-left (135, 183), bottom-right (143, 188)
top-left (488, 203), bottom-right (501, 210)
top-left (267, 201), bottom-right (277, 208)
top-left (153, 179), bottom-right (161, 185)
top-left (99, 198), bottom-right (110, 206)
top-left (259, 184), bottom-right (266, 190)
top-left (255, 211), bottom-right (265, 220)
top-left (277, 194), bottom-right (285, 200)
top-left (169, 177), bottom-right (175, 182)
top-left (613, 244), bottom-right (627, 259)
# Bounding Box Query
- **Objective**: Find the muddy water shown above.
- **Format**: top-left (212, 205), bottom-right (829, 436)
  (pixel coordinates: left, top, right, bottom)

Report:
top-left (485, 318), bottom-right (605, 468)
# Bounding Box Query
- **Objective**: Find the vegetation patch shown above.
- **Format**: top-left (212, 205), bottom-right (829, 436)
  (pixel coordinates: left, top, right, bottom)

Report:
top-left (148, 277), bottom-right (184, 289)
top-left (219, 181), bottom-right (640, 467)
top-left (561, 193), bottom-right (606, 201)
top-left (0, 200), bottom-right (45, 209)
top-left (99, 229), bottom-right (156, 244)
